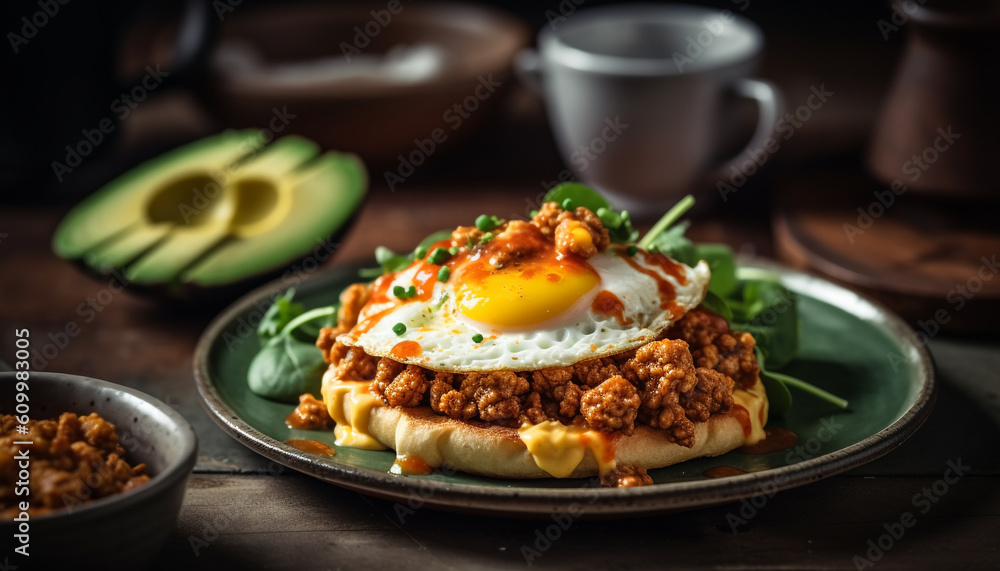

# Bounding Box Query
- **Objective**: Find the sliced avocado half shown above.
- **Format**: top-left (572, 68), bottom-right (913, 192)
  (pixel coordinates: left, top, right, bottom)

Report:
top-left (53, 131), bottom-right (367, 299)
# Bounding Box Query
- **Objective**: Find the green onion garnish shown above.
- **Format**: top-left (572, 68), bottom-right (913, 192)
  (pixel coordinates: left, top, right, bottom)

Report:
top-left (428, 247), bottom-right (452, 265)
top-left (472, 333), bottom-right (484, 343)
top-left (437, 267), bottom-right (451, 282)
top-left (392, 323), bottom-right (406, 335)
top-left (475, 214), bottom-right (504, 232)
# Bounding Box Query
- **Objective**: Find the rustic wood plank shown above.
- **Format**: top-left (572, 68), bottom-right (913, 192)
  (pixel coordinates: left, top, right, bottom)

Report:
top-left (153, 473), bottom-right (1000, 570)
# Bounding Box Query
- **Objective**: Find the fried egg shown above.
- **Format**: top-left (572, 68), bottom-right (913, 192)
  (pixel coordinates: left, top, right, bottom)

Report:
top-left (341, 225), bottom-right (710, 372)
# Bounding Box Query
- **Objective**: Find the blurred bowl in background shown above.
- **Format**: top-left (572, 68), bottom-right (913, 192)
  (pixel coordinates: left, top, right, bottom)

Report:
top-left (200, 2), bottom-right (529, 167)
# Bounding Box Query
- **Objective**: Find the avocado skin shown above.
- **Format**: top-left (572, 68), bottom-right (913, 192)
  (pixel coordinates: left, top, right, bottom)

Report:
top-left (53, 132), bottom-right (368, 305)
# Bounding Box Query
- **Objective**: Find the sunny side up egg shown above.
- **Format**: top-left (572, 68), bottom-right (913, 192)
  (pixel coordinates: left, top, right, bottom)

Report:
top-left (341, 222), bottom-right (711, 372)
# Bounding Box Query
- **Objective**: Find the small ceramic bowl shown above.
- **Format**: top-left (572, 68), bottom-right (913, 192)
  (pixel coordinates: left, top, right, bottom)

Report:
top-left (0, 372), bottom-right (197, 569)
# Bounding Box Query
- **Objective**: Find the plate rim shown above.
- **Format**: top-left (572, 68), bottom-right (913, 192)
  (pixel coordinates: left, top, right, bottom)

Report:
top-left (193, 258), bottom-right (936, 517)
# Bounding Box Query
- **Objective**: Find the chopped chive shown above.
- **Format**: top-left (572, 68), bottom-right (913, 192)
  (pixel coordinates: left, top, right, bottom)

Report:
top-left (414, 245), bottom-right (429, 260)
top-left (480, 232), bottom-right (495, 245)
top-left (561, 198), bottom-right (573, 210)
top-left (626, 245), bottom-right (638, 256)
top-left (472, 333), bottom-right (484, 343)
top-left (428, 247), bottom-right (452, 265)
top-left (448, 246), bottom-right (458, 256)
top-left (529, 209), bottom-right (538, 218)
top-left (437, 267), bottom-right (451, 282)
top-left (475, 214), bottom-right (504, 232)
top-left (392, 322), bottom-right (406, 335)
top-left (405, 285), bottom-right (416, 297)
top-left (393, 285), bottom-right (406, 298)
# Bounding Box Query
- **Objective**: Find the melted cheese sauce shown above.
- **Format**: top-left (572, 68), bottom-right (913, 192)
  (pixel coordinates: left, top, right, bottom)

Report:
top-left (321, 371), bottom-right (386, 450)
top-left (734, 378), bottom-right (769, 446)
top-left (518, 421), bottom-right (616, 478)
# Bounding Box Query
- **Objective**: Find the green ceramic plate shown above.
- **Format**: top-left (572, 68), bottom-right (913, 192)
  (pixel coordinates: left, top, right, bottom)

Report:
top-left (194, 258), bottom-right (935, 517)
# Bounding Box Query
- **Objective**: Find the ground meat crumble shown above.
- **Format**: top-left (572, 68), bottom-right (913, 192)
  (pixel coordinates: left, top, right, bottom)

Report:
top-left (599, 464), bottom-right (654, 488)
top-left (310, 204), bottom-right (759, 447)
top-left (0, 413), bottom-right (151, 518)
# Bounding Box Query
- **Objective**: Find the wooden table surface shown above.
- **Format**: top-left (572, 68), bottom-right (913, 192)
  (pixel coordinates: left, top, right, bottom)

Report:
top-left (2, 181), bottom-right (999, 570)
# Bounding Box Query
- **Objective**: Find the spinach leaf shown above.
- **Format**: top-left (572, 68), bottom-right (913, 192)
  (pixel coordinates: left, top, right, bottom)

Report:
top-left (695, 243), bottom-right (737, 297)
top-left (247, 335), bottom-right (327, 403)
top-left (543, 183), bottom-right (610, 213)
top-left (700, 290), bottom-right (733, 322)
top-left (257, 289), bottom-right (304, 342)
top-left (247, 288), bottom-right (340, 403)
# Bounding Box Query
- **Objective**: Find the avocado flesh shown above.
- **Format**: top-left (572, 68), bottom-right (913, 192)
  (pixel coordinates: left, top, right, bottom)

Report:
top-left (123, 136), bottom-right (321, 284)
top-left (182, 152), bottom-right (367, 286)
top-left (53, 130), bottom-right (260, 260)
top-left (53, 132), bottom-right (368, 294)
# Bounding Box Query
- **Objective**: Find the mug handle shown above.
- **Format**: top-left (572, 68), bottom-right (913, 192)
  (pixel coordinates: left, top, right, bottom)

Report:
top-left (709, 78), bottom-right (784, 183)
top-left (514, 48), bottom-right (543, 95)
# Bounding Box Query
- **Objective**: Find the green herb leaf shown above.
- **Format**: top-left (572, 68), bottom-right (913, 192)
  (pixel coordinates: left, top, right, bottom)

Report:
top-left (414, 230), bottom-right (453, 257)
top-left (646, 222), bottom-right (696, 265)
top-left (374, 246), bottom-right (411, 274)
top-left (637, 194), bottom-right (695, 250)
top-left (359, 229), bottom-right (453, 279)
top-left (543, 183), bottom-right (637, 243)
top-left (700, 290), bottom-right (733, 321)
top-left (257, 289), bottom-right (305, 342)
top-left (284, 305), bottom-right (339, 343)
top-left (764, 369), bottom-right (849, 410)
top-left (247, 335), bottom-right (326, 403)
top-left (695, 243), bottom-right (737, 297)
top-left (543, 183), bottom-right (611, 213)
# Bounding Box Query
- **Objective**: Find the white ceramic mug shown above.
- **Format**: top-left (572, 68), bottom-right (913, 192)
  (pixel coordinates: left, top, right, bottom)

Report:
top-left (517, 3), bottom-right (782, 211)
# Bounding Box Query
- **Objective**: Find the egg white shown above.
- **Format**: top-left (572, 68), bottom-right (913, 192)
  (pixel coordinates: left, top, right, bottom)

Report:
top-left (341, 251), bottom-right (710, 372)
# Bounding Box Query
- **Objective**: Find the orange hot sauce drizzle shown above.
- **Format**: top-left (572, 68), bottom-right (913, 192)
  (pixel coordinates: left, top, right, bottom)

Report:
top-left (285, 439), bottom-right (336, 457)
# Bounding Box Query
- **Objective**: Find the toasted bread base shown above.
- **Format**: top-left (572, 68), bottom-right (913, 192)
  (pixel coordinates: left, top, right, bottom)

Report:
top-left (364, 392), bottom-right (762, 479)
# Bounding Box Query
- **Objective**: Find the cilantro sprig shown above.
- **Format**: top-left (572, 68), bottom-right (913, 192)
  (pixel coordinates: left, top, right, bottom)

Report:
top-left (638, 195), bottom-right (848, 415)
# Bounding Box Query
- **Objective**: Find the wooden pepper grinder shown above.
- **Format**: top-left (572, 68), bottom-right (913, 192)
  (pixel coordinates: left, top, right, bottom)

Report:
top-left (867, 0), bottom-right (1000, 198)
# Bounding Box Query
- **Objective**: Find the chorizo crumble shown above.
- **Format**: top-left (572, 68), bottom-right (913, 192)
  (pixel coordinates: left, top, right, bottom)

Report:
top-left (298, 200), bottom-right (762, 487)
top-left (1, 413), bottom-right (150, 518)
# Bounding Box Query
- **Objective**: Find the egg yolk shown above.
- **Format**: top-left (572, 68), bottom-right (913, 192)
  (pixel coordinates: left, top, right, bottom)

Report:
top-left (455, 260), bottom-right (599, 328)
